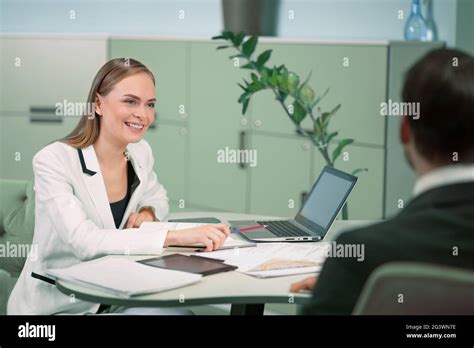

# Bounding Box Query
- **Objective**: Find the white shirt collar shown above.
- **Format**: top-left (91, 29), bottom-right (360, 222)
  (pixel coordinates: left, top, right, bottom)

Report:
top-left (413, 164), bottom-right (474, 197)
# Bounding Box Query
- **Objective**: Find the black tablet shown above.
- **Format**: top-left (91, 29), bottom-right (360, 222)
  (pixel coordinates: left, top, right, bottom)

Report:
top-left (137, 254), bottom-right (237, 276)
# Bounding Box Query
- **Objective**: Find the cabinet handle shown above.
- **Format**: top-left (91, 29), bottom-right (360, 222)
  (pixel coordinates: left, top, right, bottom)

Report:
top-left (29, 106), bottom-right (62, 123)
top-left (239, 130), bottom-right (247, 169)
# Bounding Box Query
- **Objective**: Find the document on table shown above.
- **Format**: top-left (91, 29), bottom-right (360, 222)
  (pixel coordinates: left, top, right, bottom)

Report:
top-left (194, 243), bottom-right (331, 278)
top-left (141, 221), bottom-right (256, 251)
top-left (46, 256), bottom-right (202, 298)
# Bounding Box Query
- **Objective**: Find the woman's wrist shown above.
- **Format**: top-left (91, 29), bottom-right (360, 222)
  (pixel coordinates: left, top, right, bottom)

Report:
top-left (164, 230), bottom-right (177, 247)
top-left (138, 206), bottom-right (157, 221)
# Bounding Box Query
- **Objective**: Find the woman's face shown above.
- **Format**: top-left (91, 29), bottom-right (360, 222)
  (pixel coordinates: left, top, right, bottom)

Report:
top-left (96, 72), bottom-right (155, 145)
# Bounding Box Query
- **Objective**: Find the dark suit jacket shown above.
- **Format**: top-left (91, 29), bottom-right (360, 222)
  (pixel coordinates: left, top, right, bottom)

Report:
top-left (303, 182), bottom-right (474, 315)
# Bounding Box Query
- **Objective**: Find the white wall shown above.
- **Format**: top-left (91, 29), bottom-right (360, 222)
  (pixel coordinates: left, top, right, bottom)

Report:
top-left (277, 0), bottom-right (457, 45)
top-left (0, 0), bottom-right (459, 46)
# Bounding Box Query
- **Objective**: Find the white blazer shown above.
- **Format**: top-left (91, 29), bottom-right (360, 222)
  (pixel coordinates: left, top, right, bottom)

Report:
top-left (8, 139), bottom-right (170, 315)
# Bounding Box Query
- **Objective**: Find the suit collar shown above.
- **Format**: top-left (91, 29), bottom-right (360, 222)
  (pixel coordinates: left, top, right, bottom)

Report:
top-left (413, 164), bottom-right (474, 198)
top-left (78, 144), bottom-right (145, 179)
top-left (77, 148), bottom-right (97, 176)
top-left (77, 144), bottom-right (145, 229)
top-left (400, 182), bottom-right (474, 217)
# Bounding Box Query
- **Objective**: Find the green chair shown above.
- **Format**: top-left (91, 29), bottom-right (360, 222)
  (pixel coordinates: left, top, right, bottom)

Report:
top-left (353, 262), bottom-right (474, 315)
top-left (0, 179), bottom-right (35, 314)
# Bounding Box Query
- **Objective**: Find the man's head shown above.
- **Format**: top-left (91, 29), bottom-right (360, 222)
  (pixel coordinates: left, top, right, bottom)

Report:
top-left (400, 48), bottom-right (474, 176)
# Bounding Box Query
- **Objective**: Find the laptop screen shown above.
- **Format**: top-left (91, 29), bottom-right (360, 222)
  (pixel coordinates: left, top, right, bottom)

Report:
top-left (297, 166), bottom-right (357, 230)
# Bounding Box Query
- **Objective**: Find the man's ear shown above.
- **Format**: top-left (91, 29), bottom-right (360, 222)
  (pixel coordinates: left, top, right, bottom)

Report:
top-left (94, 94), bottom-right (103, 116)
top-left (400, 117), bottom-right (411, 145)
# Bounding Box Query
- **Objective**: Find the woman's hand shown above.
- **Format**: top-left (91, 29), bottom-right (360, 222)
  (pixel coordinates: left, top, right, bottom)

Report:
top-left (126, 208), bottom-right (156, 228)
top-left (289, 276), bottom-right (317, 293)
top-left (164, 224), bottom-right (231, 252)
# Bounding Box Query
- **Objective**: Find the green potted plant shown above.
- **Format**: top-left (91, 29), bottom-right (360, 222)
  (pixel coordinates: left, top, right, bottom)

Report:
top-left (212, 31), bottom-right (367, 219)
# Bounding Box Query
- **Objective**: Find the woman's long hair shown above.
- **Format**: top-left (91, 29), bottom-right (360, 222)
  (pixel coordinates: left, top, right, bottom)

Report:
top-left (61, 58), bottom-right (155, 148)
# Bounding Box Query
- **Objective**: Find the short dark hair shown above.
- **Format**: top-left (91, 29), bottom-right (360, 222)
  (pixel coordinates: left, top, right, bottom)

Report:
top-left (402, 48), bottom-right (474, 164)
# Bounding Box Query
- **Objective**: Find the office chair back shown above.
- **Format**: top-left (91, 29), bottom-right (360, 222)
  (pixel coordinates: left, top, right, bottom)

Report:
top-left (353, 262), bottom-right (474, 315)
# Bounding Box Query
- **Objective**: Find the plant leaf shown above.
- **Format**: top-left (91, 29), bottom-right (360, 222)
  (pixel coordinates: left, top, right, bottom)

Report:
top-left (296, 71), bottom-right (313, 95)
top-left (268, 68), bottom-right (278, 87)
top-left (251, 73), bottom-right (259, 83)
top-left (241, 98), bottom-right (250, 115)
top-left (276, 69), bottom-right (289, 91)
top-left (291, 101), bottom-right (307, 124)
top-left (312, 87), bottom-right (330, 109)
top-left (242, 36), bottom-right (258, 57)
top-left (351, 168), bottom-right (368, 176)
top-left (238, 91), bottom-right (251, 103)
top-left (287, 72), bottom-right (300, 94)
top-left (256, 49), bottom-right (272, 68)
top-left (241, 63), bottom-right (254, 69)
top-left (326, 131), bottom-right (339, 144)
top-left (217, 45), bottom-right (230, 50)
top-left (278, 90), bottom-right (288, 102)
top-left (233, 32), bottom-right (246, 46)
top-left (237, 83), bottom-right (247, 91)
top-left (321, 104), bottom-right (341, 129)
top-left (276, 64), bottom-right (285, 72)
top-left (314, 118), bottom-right (323, 139)
top-left (332, 139), bottom-right (354, 162)
top-left (222, 31), bottom-right (235, 41)
top-left (247, 81), bottom-right (264, 93)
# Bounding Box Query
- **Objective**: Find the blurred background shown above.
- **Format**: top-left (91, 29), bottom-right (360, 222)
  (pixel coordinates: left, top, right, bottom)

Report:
top-left (0, 0), bottom-right (473, 220)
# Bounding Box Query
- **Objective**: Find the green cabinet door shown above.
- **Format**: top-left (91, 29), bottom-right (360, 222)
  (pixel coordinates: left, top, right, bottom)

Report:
top-left (312, 144), bottom-right (384, 220)
top-left (109, 39), bottom-right (188, 123)
top-left (143, 123), bottom-right (187, 211)
top-left (0, 115), bottom-right (79, 180)
top-left (249, 133), bottom-right (312, 217)
top-left (250, 42), bottom-right (388, 146)
top-left (0, 37), bottom-right (106, 115)
top-left (187, 41), bottom-right (250, 213)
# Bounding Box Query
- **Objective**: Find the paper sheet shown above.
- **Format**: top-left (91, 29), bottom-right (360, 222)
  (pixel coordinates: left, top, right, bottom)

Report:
top-left (47, 256), bottom-right (202, 297)
top-left (194, 242), bottom-right (331, 278)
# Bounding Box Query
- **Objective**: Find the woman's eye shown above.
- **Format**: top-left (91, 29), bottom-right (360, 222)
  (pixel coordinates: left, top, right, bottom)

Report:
top-left (125, 99), bottom-right (137, 105)
top-left (147, 103), bottom-right (155, 108)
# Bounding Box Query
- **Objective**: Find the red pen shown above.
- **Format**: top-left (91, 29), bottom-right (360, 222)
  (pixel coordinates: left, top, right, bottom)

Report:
top-left (239, 225), bottom-right (268, 232)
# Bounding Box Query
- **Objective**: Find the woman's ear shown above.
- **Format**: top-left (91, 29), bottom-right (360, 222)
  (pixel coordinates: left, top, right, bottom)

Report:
top-left (94, 94), bottom-right (103, 116)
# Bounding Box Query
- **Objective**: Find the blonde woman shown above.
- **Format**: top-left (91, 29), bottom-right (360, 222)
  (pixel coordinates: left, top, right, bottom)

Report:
top-left (8, 58), bottom-right (230, 315)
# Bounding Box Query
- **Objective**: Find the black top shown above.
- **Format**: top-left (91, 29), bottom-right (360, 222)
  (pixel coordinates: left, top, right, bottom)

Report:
top-left (110, 161), bottom-right (136, 228)
top-left (303, 182), bottom-right (474, 314)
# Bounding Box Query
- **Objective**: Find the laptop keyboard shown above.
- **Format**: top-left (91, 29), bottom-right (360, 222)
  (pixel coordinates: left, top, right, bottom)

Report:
top-left (256, 220), bottom-right (311, 237)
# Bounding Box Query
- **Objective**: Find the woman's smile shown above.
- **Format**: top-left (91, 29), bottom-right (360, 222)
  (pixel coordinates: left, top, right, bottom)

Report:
top-left (124, 121), bottom-right (145, 133)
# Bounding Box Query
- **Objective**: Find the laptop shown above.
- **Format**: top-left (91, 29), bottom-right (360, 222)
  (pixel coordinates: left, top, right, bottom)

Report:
top-left (229, 166), bottom-right (358, 242)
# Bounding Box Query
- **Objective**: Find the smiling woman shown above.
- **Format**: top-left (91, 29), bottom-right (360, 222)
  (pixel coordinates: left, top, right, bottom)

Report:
top-left (7, 58), bottom-right (231, 315)
top-left (62, 58), bottom-right (156, 148)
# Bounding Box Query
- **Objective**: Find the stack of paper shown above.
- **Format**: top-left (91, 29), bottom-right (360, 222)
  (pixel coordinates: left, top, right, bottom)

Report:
top-left (47, 256), bottom-right (202, 298)
top-left (196, 243), bottom-right (331, 278)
